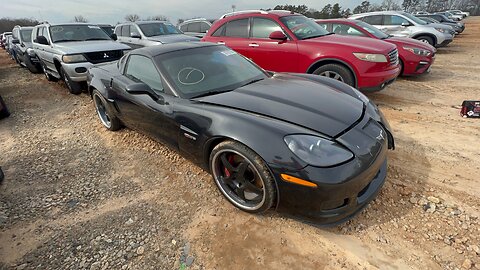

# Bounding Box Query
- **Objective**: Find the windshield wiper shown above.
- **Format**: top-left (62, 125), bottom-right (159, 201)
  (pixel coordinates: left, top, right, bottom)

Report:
top-left (302, 32), bottom-right (334, 40)
top-left (192, 89), bottom-right (233, 99)
top-left (54, 39), bottom-right (82, 43)
top-left (84, 38), bottom-right (110, 41)
top-left (240, 78), bottom-right (265, 87)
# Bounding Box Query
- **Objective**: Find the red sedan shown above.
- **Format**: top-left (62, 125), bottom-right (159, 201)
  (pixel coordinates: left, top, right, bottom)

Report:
top-left (317, 19), bottom-right (436, 76)
top-left (202, 11), bottom-right (400, 92)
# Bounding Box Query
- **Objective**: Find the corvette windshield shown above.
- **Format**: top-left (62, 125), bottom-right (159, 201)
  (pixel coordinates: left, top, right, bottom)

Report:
top-left (355, 21), bottom-right (389, 39)
top-left (280, 15), bottom-right (330, 40)
top-left (138, 22), bottom-right (182, 37)
top-left (50, 25), bottom-right (111, 42)
top-left (156, 46), bottom-right (267, 98)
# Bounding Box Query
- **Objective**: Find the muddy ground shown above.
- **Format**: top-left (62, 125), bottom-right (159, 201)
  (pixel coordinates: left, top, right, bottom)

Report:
top-left (0, 17), bottom-right (479, 270)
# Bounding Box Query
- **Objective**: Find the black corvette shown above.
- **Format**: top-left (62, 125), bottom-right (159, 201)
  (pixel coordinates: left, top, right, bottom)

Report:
top-left (87, 42), bottom-right (394, 224)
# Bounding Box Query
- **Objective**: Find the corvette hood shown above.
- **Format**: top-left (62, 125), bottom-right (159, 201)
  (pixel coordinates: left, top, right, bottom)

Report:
top-left (197, 74), bottom-right (364, 137)
top-left (147, 34), bottom-right (200, 44)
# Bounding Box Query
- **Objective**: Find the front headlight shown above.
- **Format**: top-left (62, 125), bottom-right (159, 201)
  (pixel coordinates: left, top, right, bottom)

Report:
top-left (353, 53), bottom-right (387, 63)
top-left (403, 46), bottom-right (431, 56)
top-left (284, 135), bottom-right (354, 167)
top-left (62, 54), bottom-right (87, 63)
top-left (434, 28), bottom-right (445, 33)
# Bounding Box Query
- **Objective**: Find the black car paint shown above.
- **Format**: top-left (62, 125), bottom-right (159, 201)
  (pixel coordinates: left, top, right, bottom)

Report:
top-left (87, 43), bottom-right (394, 224)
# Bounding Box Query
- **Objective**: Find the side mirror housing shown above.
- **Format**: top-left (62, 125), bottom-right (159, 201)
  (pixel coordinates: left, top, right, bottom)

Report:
top-left (130, 33), bottom-right (141, 39)
top-left (111, 33), bottom-right (118, 41)
top-left (125, 83), bottom-right (162, 101)
top-left (11, 39), bottom-right (20, 44)
top-left (36, 35), bottom-right (49, 45)
top-left (269, 31), bottom-right (287, 41)
top-left (401, 22), bottom-right (410, 27)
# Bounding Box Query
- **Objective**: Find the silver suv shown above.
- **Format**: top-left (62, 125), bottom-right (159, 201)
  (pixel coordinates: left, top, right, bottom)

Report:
top-left (32, 22), bottom-right (130, 94)
top-left (178, 18), bottom-right (213, 38)
top-left (350, 11), bottom-right (454, 47)
top-left (114, 21), bottom-right (199, 49)
top-left (12, 26), bottom-right (41, 73)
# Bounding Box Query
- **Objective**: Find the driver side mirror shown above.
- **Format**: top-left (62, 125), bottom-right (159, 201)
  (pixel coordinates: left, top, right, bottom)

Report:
top-left (126, 82), bottom-right (162, 102)
top-left (269, 31), bottom-right (287, 41)
top-left (401, 22), bottom-right (411, 27)
top-left (36, 35), bottom-right (49, 45)
top-left (111, 33), bottom-right (118, 41)
top-left (130, 33), bottom-right (141, 39)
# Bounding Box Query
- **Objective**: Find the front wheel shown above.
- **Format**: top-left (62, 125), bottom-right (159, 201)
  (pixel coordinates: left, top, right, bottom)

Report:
top-left (210, 140), bottom-right (276, 213)
top-left (312, 63), bottom-right (355, 87)
top-left (60, 67), bottom-right (83, 95)
top-left (41, 63), bottom-right (58, 82)
top-left (416, 36), bottom-right (434, 46)
top-left (25, 57), bottom-right (40, 73)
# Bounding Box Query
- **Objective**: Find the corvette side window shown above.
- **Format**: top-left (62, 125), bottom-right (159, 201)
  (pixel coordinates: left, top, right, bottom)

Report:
top-left (125, 55), bottom-right (163, 93)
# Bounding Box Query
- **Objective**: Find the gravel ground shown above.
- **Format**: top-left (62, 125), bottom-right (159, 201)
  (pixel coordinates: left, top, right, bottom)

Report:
top-left (1, 17), bottom-right (480, 270)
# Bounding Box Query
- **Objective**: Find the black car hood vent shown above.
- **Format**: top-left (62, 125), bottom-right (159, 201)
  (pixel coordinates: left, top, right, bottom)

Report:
top-left (197, 75), bottom-right (364, 137)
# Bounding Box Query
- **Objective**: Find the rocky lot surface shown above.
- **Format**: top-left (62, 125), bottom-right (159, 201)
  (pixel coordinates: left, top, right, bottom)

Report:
top-left (1, 17), bottom-right (479, 270)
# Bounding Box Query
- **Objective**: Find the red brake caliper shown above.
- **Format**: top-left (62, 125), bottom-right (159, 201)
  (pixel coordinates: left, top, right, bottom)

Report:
top-left (224, 155), bottom-right (234, 177)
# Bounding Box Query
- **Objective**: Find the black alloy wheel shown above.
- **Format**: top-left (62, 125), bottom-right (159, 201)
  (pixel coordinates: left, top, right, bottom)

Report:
top-left (210, 141), bottom-right (276, 213)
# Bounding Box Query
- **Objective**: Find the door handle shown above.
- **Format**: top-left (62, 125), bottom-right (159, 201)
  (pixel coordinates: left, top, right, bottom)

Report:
top-left (217, 41), bottom-right (225, 45)
top-left (249, 43), bottom-right (259, 47)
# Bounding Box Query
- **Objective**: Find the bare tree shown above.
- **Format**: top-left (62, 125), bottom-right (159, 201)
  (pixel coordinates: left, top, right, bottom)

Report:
top-left (73, 15), bottom-right (88, 23)
top-left (124, 14), bottom-right (140, 22)
top-left (145, 15), bottom-right (169, 21)
top-left (381, 0), bottom-right (402, 10)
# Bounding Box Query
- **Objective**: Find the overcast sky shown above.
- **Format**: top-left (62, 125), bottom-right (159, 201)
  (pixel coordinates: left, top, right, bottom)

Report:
top-left (2, 0), bottom-right (382, 24)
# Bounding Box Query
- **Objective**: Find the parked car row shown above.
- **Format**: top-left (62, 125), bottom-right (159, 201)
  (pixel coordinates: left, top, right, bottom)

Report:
top-left (0, 8), bottom-right (468, 223)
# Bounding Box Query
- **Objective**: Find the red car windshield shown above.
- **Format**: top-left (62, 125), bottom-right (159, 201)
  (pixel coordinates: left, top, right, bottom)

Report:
top-left (280, 15), bottom-right (330, 40)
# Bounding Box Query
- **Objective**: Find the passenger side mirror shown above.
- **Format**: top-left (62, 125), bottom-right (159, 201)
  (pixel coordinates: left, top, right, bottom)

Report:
top-left (11, 39), bottom-right (19, 44)
top-left (126, 82), bottom-right (162, 102)
top-left (36, 35), bottom-right (49, 45)
top-left (130, 33), bottom-right (141, 39)
top-left (269, 31), bottom-right (287, 41)
top-left (111, 33), bottom-right (118, 41)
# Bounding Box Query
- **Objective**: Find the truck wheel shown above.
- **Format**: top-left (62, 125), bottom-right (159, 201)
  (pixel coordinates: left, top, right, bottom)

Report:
top-left (60, 67), bottom-right (83, 95)
top-left (41, 63), bottom-right (58, 82)
top-left (313, 64), bottom-right (355, 87)
top-left (416, 36), bottom-right (434, 46)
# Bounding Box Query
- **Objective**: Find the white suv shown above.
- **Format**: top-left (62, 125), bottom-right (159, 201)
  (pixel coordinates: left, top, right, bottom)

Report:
top-left (32, 22), bottom-right (130, 94)
top-left (114, 21), bottom-right (199, 49)
top-left (350, 11), bottom-right (454, 47)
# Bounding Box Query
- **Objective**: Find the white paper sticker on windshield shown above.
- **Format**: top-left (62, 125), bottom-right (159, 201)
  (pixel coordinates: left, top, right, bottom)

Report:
top-left (221, 50), bottom-right (236, 56)
top-left (88, 25), bottom-right (100, 29)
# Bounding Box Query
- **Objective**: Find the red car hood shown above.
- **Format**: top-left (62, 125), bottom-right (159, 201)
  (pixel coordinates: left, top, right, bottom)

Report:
top-left (305, 34), bottom-right (396, 54)
top-left (387, 37), bottom-right (436, 52)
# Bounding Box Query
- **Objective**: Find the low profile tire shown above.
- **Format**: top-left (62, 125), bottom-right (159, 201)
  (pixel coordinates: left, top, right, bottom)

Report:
top-left (210, 140), bottom-right (276, 213)
top-left (92, 89), bottom-right (121, 131)
top-left (416, 36), bottom-right (434, 46)
top-left (41, 63), bottom-right (58, 82)
top-left (312, 63), bottom-right (355, 87)
top-left (60, 67), bottom-right (83, 95)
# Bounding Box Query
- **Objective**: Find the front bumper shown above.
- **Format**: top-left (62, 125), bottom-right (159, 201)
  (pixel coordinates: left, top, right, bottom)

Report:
top-left (401, 53), bottom-right (436, 76)
top-left (61, 62), bottom-right (95, 82)
top-left (437, 34), bottom-right (454, 47)
top-left (357, 65), bottom-right (400, 92)
top-left (271, 104), bottom-right (393, 225)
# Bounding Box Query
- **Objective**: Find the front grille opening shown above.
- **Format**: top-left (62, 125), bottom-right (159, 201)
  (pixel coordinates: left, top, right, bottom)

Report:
top-left (388, 48), bottom-right (399, 66)
top-left (322, 198), bottom-right (349, 211)
top-left (84, 50), bottom-right (123, 64)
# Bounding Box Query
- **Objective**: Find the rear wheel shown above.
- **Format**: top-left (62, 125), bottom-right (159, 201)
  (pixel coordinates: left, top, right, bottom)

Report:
top-left (60, 67), bottom-right (82, 95)
top-left (92, 89), bottom-right (121, 131)
top-left (210, 140), bottom-right (276, 213)
top-left (313, 63), bottom-right (355, 87)
top-left (416, 36), bottom-right (434, 46)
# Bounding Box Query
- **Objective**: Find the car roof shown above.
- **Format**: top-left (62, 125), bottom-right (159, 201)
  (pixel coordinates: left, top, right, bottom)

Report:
top-left (351, 10), bottom-right (405, 17)
top-left (316, 19), bottom-right (354, 23)
top-left (132, 41), bottom-right (219, 57)
top-left (219, 9), bottom-right (298, 20)
top-left (121, 21), bottom-right (170, 25)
